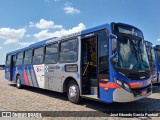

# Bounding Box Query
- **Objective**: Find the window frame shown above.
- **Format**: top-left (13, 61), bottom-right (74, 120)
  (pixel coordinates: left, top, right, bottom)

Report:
top-left (16, 51), bottom-right (24, 66)
top-left (6, 55), bottom-right (11, 66)
top-left (44, 42), bottom-right (59, 64)
top-left (97, 29), bottom-right (109, 83)
top-left (12, 54), bottom-right (17, 66)
top-left (32, 46), bottom-right (44, 65)
top-left (23, 49), bottom-right (33, 65)
top-left (59, 38), bottom-right (79, 63)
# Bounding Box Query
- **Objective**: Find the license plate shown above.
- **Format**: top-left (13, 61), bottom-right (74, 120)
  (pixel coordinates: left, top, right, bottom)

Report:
top-left (141, 90), bottom-right (147, 96)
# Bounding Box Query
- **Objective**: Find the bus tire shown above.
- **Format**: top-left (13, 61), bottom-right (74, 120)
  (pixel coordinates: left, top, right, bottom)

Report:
top-left (67, 80), bottom-right (81, 104)
top-left (16, 76), bottom-right (22, 89)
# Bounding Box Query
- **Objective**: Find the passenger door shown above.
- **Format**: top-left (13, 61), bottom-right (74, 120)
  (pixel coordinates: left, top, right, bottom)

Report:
top-left (81, 29), bottom-right (109, 99)
top-left (10, 55), bottom-right (17, 81)
top-left (81, 35), bottom-right (98, 97)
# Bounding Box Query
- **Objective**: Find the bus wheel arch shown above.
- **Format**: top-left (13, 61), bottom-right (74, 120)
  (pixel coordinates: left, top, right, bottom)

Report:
top-left (63, 77), bottom-right (81, 103)
top-left (16, 74), bottom-right (22, 89)
top-left (63, 77), bottom-right (75, 92)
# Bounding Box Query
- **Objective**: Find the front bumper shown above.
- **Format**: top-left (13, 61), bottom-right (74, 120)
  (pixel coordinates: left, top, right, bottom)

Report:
top-left (113, 85), bottom-right (152, 102)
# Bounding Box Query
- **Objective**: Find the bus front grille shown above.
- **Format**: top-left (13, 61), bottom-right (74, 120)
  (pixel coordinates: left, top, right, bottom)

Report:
top-left (128, 72), bottom-right (150, 80)
top-left (131, 85), bottom-right (151, 97)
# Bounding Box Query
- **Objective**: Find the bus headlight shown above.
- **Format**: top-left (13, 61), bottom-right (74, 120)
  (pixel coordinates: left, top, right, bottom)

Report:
top-left (115, 78), bottom-right (131, 91)
top-left (116, 79), bottom-right (123, 86)
top-left (124, 83), bottom-right (130, 90)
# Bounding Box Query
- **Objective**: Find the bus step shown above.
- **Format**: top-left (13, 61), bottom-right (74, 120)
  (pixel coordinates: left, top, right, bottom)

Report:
top-left (91, 87), bottom-right (97, 95)
top-left (81, 95), bottom-right (98, 100)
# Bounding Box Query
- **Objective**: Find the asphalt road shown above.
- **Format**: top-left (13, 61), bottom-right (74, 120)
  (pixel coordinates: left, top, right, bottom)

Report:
top-left (0, 70), bottom-right (160, 120)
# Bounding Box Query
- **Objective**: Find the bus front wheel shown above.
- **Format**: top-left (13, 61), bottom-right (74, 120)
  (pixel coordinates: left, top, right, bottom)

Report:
top-left (16, 76), bottom-right (22, 89)
top-left (67, 80), bottom-right (81, 104)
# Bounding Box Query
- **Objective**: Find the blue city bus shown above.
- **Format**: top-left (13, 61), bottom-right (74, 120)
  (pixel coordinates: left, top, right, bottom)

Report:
top-left (154, 45), bottom-right (160, 83)
top-left (145, 41), bottom-right (157, 83)
top-left (5, 22), bottom-right (152, 103)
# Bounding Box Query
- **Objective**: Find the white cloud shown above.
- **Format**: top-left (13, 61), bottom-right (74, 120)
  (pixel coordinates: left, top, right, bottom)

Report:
top-left (64, 2), bottom-right (72, 6)
top-left (0, 46), bottom-right (2, 49)
top-left (64, 6), bottom-right (80, 14)
top-left (4, 39), bottom-right (35, 47)
top-left (4, 39), bottom-right (19, 45)
top-left (34, 30), bottom-right (53, 40)
top-left (34, 23), bottom-right (86, 40)
top-left (25, 34), bottom-right (31, 38)
top-left (0, 28), bottom-right (26, 40)
top-left (0, 20), bottom-right (85, 47)
top-left (64, 2), bottom-right (80, 14)
top-left (157, 38), bottom-right (160, 41)
top-left (4, 39), bottom-right (33, 46)
top-left (0, 28), bottom-right (27, 45)
top-left (19, 41), bottom-right (35, 46)
top-left (0, 27), bottom-right (34, 46)
top-left (29, 19), bottom-right (63, 29)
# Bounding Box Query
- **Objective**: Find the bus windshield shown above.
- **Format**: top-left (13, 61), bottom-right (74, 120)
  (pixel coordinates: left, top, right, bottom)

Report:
top-left (113, 24), bottom-right (143, 38)
top-left (146, 45), bottom-right (156, 69)
top-left (112, 37), bottom-right (150, 70)
top-left (156, 49), bottom-right (160, 66)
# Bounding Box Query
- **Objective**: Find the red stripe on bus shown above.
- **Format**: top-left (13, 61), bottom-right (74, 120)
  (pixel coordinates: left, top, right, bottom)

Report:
top-left (24, 68), bottom-right (29, 86)
top-left (99, 82), bottom-right (121, 88)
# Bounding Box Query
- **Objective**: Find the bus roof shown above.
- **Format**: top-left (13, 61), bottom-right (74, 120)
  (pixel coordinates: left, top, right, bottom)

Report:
top-left (145, 40), bottom-right (153, 47)
top-left (155, 45), bottom-right (160, 49)
top-left (6, 22), bottom-right (139, 55)
top-left (6, 23), bottom-right (111, 55)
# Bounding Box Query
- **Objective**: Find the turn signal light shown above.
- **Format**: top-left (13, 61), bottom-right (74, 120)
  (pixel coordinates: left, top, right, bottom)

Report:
top-left (129, 82), bottom-right (142, 88)
top-left (104, 88), bottom-right (108, 90)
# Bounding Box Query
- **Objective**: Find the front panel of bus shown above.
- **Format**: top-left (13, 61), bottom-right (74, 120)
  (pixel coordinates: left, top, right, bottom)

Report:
top-left (154, 45), bottom-right (160, 83)
top-left (145, 41), bottom-right (157, 83)
top-left (99, 23), bottom-right (152, 103)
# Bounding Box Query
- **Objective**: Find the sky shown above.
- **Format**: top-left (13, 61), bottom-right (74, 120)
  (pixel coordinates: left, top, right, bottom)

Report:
top-left (0, 0), bottom-right (160, 64)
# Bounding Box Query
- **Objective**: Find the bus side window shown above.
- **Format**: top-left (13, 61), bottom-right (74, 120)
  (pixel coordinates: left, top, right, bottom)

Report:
top-left (32, 47), bottom-right (44, 65)
top-left (59, 39), bottom-right (78, 63)
top-left (6, 55), bottom-right (11, 66)
top-left (13, 55), bottom-right (17, 66)
top-left (98, 29), bottom-right (109, 81)
top-left (23, 49), bottom-right (32, 65)
top-left (16, 52), bottom-right (24, 66)
top-left (44, 43), bottom-right (58, 64)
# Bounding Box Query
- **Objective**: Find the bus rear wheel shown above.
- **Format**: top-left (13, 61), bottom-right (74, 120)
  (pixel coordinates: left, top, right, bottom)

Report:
top-left (67, 80), bottom-right (81, 104)
top-left (16, 76), bottom-right (22, 89)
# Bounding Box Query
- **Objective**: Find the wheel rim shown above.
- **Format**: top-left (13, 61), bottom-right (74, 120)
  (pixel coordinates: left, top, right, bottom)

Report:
top-left (69, 85), bottom-right (77, 98)
top-left (17, 78), bottom-right (20, 87)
